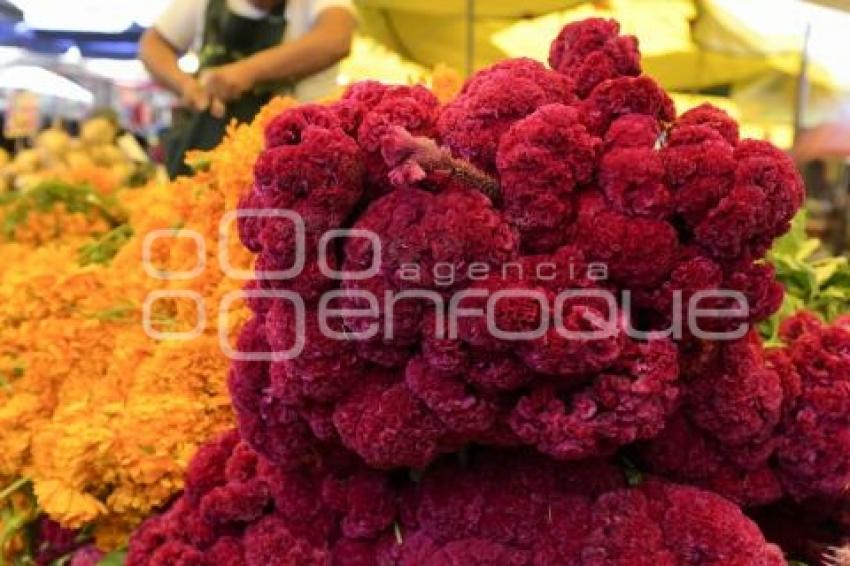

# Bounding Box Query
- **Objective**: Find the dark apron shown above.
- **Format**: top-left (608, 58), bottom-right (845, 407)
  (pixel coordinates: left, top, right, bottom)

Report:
top-left (166, 0), bottom-right (290, 178)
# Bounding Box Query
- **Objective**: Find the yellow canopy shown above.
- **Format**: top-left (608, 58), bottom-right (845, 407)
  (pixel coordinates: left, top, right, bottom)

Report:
top-left (355, 0), bottom-right (581, 17)
top-left (338, 35), bottom-right (429, 87)
top-left (355, 0), bottom-right (850, 94)
top-left (694, 0), bottom-right (850, 92)
top-left (353, 0), bottom-right (583, 73)
top-left (349, 0), bottom-right (846, 142)
top-left (491, 0), bottom-right (782, 91)
top-left (670, 91), bottom-right (794, 148)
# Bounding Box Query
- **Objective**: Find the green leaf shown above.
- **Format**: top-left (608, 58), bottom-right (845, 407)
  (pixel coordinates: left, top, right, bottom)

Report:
top-left (823, 264), bottom-right (850, 289)
top-left (760, 294), bottom-right (805, 346)
top-left (766, 209), bottom-right (850, 328)
top-left (769, 211), bottom-right (810, 258)
top-left (618, 455), bottom-right (645, 487)
top-left (812, 258), bottom-right (845, 286)
top-left (188, 157), bottom-right (212, 173)
top-left (96, 550), bottom-right (127, 566)
top-left (74, 522), bottom-right (95, 544)
top-left (78, 224), bottom-right (133, 267)
top-left (0, 191), bottom-right (19, 207)
top-left (0, 504), bottom-right (32, 564)
top-left (0, 477), bottom-right (30, 503)
top-left (0, 180), bottom-right (128, 242)
top-left (795, 238), bottom-right (821, 262)
top-left (88, 305), bottom-right (135, 322)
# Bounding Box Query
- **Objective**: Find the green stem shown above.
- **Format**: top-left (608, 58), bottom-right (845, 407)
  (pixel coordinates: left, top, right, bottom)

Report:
top-left (0, 478), bottom-right (29, 504)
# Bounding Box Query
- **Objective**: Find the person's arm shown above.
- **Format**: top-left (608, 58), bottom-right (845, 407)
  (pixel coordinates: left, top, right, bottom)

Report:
top-left (200, 7), bottom-right (355, 101)
top-left (139, 29), bottom-right (205, 106)
top-left (139, 1), bottom-right (225, 116)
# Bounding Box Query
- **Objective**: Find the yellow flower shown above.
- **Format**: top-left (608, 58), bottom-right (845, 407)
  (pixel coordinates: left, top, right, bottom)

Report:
top-left (0, 394), bottom-right (43, 476)
top-left (430, 63), bottom-right (463, 104)
top-left (64, 164), bottom-right (122, 195)
top-left (0, 94), bottom-right (477, 550)
top-left (93, 514), bottom-right (137, 552)
top-left (34, 479), bottom-right (108, 529)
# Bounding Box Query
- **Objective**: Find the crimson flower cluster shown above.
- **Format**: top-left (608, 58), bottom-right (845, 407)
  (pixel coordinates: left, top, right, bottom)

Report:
top-left (26, 518), bottom-right (104, 566)
top-left (129, 435), bottom-right (785, 565)
top-left (129, 17), bottom-right (817, 564)
top-left (642, 313), bottom-right (850, 509)
top-left (227, 17), bottom-right (802, 474)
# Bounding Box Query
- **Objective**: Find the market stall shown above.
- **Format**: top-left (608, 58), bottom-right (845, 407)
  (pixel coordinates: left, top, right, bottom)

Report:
top-left (0, 2), bottom-right (849, 565)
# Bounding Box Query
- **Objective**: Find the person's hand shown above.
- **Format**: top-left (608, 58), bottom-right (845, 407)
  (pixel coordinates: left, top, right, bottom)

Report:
top-left (179, 76), bottom-right (211, 113)
top-left (209, 98), bottom-right (227, 119)
top-left (200, 62), bottom-right (255, 103)
top-left (179, 76), bottom-right (227, 119)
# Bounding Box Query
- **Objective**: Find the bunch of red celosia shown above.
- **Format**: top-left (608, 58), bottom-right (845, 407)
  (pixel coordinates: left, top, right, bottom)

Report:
top-left (32, 518), bottom-right (104, 566)
top-left (643, 313), bottom-right (850, 508)
top-left (129, 433), bottom-right (786, 565)
top-left (129, 17), bottom-right (826, 564)
top-left (229, 16), bottom-right (801, 472)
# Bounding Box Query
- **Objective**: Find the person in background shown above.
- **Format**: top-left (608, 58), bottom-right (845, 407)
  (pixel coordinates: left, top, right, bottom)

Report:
top-left (139, 0), bottom-right (355, 178)
top-left (802, 159), bottom-right (847, 253)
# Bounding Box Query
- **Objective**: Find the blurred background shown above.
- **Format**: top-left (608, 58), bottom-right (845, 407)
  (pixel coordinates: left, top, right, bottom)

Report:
top-left (1, 0), bottom-right (850, 252)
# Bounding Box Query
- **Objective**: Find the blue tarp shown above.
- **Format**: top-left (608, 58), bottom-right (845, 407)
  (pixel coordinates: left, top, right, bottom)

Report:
top-left (0, 19), bottom-right (143, 59)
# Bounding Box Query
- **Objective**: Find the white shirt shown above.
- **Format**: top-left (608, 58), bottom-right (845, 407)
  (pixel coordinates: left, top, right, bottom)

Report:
top-left (154, 0), bottom-right (353, 101)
